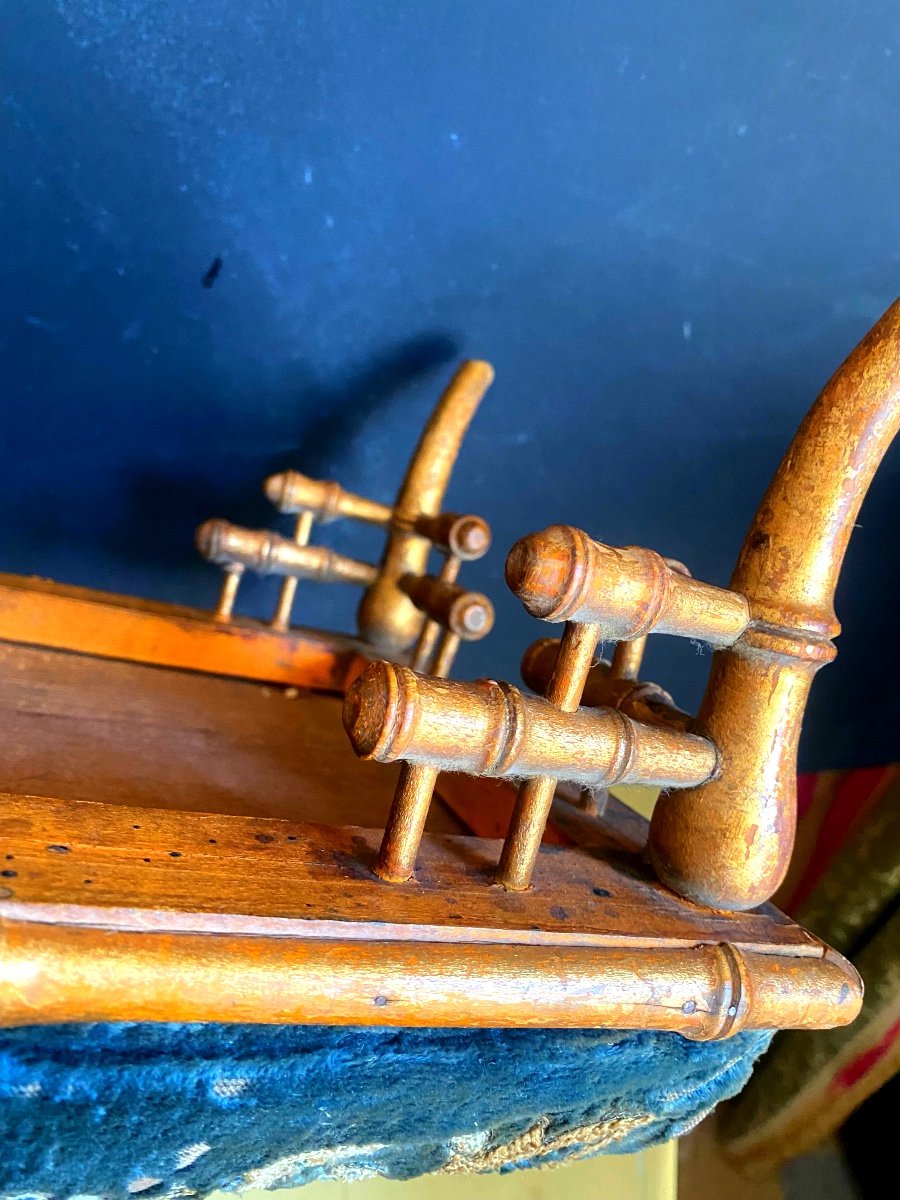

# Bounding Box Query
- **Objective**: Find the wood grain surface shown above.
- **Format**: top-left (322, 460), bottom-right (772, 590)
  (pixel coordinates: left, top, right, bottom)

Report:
top-left (0, 642), bottom-right (464, 833)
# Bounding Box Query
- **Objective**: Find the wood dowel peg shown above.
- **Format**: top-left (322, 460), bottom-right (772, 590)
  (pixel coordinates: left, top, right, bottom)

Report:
top-left (214, 564), bottom-right (244, 622)
top-left (407, 512), bottom-right (492, 561)
top-left (399, 573), bottom-right (494, 641)
top-left (496, 621), bottom-right (601, 890)
top-left (272, 510), bottom-right (315, 632)
top-left (375, 762), bottom-right (440, 883)
top-left (408, 555), bottom-right (463, 673)
top-left (429, 630), bottom-right (461, 678)
top-left (611, 636), bottom-right (647, 682)
top-left (264, 470), bottom-right (392, 527)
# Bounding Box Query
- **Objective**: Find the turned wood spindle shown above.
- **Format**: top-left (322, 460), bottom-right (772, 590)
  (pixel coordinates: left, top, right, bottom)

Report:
top-left (499, 538), bottom-right (708, 888)
top-left (507, 525), bottom-right (749, 645)
top-left (375, 563), bottom-right (494, 884)
top-left (495, 621), bottom-right (601, 890)
top-left (271, 511), bottom-right (315, 631)
top-left (214, 564), bottom-right (244, 622)
top-left (345, 665), bottom-right (717, 787)
top-left (264, 470), bottom-right (393, 527)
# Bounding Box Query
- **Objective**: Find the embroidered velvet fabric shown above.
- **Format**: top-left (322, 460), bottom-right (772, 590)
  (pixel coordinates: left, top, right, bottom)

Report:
top-left (1, 1023), bottom-right (771, 1196)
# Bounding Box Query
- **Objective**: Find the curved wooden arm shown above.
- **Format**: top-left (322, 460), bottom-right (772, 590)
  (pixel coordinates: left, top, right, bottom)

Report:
top-left (356, 360), bottom-right (493, 654)
top-left (649, 298), bottom-right (900, 910)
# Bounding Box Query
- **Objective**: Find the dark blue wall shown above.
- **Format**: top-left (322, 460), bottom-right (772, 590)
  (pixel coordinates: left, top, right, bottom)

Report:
top-left (4, 3), bottom-right (899, 770)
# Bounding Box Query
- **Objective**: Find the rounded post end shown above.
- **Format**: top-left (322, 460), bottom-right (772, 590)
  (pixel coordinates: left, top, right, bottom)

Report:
top-left (195, 518), bottom-right (228, 563)
top-left (505, 525), bottom-right (581, 619)
top-left (451, 592), bottom-right (495, 640)
top-left (342, 661), bottom-right (408, 761)
top-left (450, 515), bottom-right (492, 560)
top-left (263, 471), bottom-right (289, 510)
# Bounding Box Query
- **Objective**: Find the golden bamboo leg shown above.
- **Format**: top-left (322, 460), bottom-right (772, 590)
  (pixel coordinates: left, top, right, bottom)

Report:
top-left (408, 555), bottom-right (460, 671)
top-left (496, 621), bottom-right (601, 889)
top-left (375, 762), bottom-right (440, 882)
top-left (610, 635), bottom-right (646, 681)
top-left (214, 565), bottom-right (244, 622)
top-left (272, 511), bottom-right (314, 631)
top-left (378, 554), bottom-right (466, 882)
top-left (430, 631), bottom-right (461, 678)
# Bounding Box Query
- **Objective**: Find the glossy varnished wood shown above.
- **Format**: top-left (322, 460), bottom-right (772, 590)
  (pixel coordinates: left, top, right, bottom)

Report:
top-left (0, 792), bottom-right (861, 1035)
top-left (0, 642), bottom-right (463, 833)
top-left (0, 792), bottom-right (817, 952)
top-left (0, 573), bottom-right (369, 691)
top-left (649, 296), bottom-right (900, 909)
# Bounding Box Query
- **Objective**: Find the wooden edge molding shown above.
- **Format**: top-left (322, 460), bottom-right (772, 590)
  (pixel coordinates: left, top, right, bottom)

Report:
top-left (0, 792), bottom-right (862, 1037)
top-left (0, 573), bottom-right (370, 692)
top-left (0, 915), bottom-right (862, 1038)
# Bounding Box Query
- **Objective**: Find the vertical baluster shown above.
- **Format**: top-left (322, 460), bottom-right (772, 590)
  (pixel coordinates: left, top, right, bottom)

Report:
top-left (496, 621), bottom-right (600, 890)
top-left (376, 555), bottom-right (464, 883)
top-left (610, 634), bottom-right (647, 681)
top-left (408, 555), bottom-right (461, 672)
top-left (271, 511), bottom-right (315, 631)
top-left (214, 565), bottom-right (244, 622)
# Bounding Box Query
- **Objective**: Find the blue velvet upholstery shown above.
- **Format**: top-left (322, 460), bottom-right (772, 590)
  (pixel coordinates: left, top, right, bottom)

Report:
top-left (1, 1022), bottom-right (771, 1196)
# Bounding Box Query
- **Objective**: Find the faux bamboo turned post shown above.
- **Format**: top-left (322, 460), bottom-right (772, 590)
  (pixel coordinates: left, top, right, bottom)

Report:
top-left (376, 563), bottom-right (495, 883)
top-left (649, 297), bottom-right (900, 910)
top-left (271, 511), bottom-right (315, 631)
top-left (344, 665), bottom-right (717, 791)
top-left (507, 525), bottom-right (750, 644)
top-left (357, 360), bottom-right (494, 655)
top-left (265, 470), bottom-right (393, 528)
top-left (496, 622), bottom-right (601, 889)
top-left (196, 520), bottom-right (377, 588)
top-left (501, 531), bottom-right (739, 889)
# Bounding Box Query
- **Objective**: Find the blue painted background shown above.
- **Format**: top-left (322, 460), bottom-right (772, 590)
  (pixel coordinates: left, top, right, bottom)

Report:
top-left (3, 2), bottom-right (899, 769)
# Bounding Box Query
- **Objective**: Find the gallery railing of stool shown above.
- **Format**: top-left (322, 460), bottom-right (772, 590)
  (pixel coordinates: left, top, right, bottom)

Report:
top-left (344, 299), bottom-right (900, 916)
top-left (195, 359), bottom-right (496, 675)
